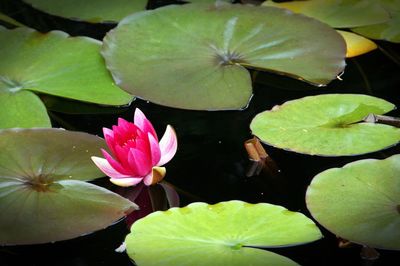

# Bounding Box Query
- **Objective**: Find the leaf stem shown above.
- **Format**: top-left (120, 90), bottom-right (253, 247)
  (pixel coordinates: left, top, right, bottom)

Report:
top-left (363, 114), bottom-right (400, 128)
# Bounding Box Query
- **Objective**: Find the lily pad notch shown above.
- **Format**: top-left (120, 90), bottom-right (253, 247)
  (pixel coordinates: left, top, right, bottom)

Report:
top-left (102, 3), bottom-right (346, 110)
top-left (0, 27), bottom-right (134, 129)
top-left (250, 94), bottom-right (400, 156)
top-left (125, 201), bottom-right (323, 266)
top-left (306, 155), bottom-right (400, 250)
top-left (0, 128), bottom-right (137, 245)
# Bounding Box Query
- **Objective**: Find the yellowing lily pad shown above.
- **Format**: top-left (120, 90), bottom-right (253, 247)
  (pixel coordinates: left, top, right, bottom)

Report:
top-left (23, 0), bottom-right (147, 23)
top-left (262, 0), bottom-right (390, 28)
top-left (306, 155), bottom-right (400, 250)
top-left (0, 27), bottom-right (133, 129)
top-left (337, 30), bottom-right (377, 57)
top-left (126, 201), bottom-right (322, 266)
top-left (102, 3), bottom-right (346, 110)
top-left (250, 94), bottom-right (400, 156)
top-left (0, 128), bottom-right (137, 245)
top-left (352, 0), bottom-right (400, 43)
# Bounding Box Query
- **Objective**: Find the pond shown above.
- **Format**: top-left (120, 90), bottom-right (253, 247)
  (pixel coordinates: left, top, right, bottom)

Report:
top-left (0, 0), bottom-right (399, 265)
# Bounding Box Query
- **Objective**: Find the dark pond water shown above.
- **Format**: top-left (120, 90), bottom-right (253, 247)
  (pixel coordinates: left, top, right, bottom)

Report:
top-left (1, 0), bottom-right (400, 265)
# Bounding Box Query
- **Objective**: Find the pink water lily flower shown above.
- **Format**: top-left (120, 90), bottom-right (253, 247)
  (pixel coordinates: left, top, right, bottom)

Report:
top-left (91, 108), bottom-right (177, 187)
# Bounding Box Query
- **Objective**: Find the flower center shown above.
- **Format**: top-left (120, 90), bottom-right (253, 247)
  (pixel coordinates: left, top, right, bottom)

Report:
top-left (230, 243), bottom-right (242, 250)
top-left (25, 174), bottom-right (54, 192)
top-left (121, 138), bottom-right (136, 148)
top-left (215, 50), bottom-right (246, 66)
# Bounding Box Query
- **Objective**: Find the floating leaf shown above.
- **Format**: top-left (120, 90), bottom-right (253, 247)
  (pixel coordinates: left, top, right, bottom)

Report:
top-left (250, 94), bottom-right (400, 156)
top-left (126, 200), bottom-right (322, 265)
top-left (306, 155), bottom-right (400, 250)
top-left (352, 15), bottom-right (400, 43)
top-left (0, 90), bottom-right (51, 128)
top-left (23, 0), bottom-right (147, 23)
top-left (0, 27), bottom-right (133, 128)
top-left (102, 3), bottom-right (345, 110)
top-left (352, 0), bottom-right (400, 43)
top-left (262, 0), bottom-right (390, 28)
top-left (337, 30), bottom-right (377, 57)
top-left (0, 128), bottom-right (137, 245)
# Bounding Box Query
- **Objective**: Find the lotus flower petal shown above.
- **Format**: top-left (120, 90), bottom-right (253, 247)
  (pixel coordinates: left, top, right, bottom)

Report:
top-left (148, 133), bottom-right (161, 166)
top-left (114, 145), bottom-right (131, 170)
top-left (92, 108), bottom-right (177, 187)
top-left (91, 156), bottom-right (132, 179)
top-left (135, 138), bottom-right (151, 158)
top-left (128, 148), bottom-right (152, 177)
top-left (103, 128), bottom-right (116, 154)
top-left (101, 149), bottom-right (130, 175)
top-left (134, 108), bottom-right (158, 140)
top-left (157, 125), bottom-right (178, 166)
top-left (110, 177), bottom-right (143, 187)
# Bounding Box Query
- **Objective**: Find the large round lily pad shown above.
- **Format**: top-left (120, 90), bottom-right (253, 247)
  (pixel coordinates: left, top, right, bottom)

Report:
top-left (126, 201), bottom-right (322, 266)
top-left (306, 155), bottom-right (400, 250)
top-left (102, 3), bottom-right (346, 110)
top-left (250, 94), bottom-right (400, 156)
top-left (23, 0), bottom-right (147, 23)
top-left (0, 27), bottom-right (133, 129)
top-left (262, 0), bottom-right (390, 28)
top-left (0, 128), bottom-right (137, 245)
top-left (352, 0), bottom-right (400, 43)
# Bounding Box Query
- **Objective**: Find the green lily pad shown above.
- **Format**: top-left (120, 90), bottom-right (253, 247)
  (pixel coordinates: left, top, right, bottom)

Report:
top-left (23, 0), bottom-right (147, 23)
top-left (0, 27), bottom-right (133, 128)
top-left (250, 94), bottom-right (400, 156)
top-left (0, 128), bottom-right (137, 245)
top-left (352, 0), bottom-right (400, 43)
top-left (306, 155), bottom-right (400, 250)
top-left (0, 90), bottom-right (51, 128)
top-left (126, 201), bottom-right (322, 266)
top-left (102, 3), bottom-right (345, 110)
top-left (262, 0), bottom-right (390, 28)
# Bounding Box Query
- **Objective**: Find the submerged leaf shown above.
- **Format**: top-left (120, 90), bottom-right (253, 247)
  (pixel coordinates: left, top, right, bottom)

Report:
top-left (126, 201), bottom-right (322, 265)
top-left (306, 155), bottom-right (400, 250)
top-left (250, 94), bottom-right (400, 156)
top-left (102, 3), bottom-right (345, 110)
top-left (23, 0), bottom-right (147, 23)
top-left (0, 128), bottom-right (137, 245)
